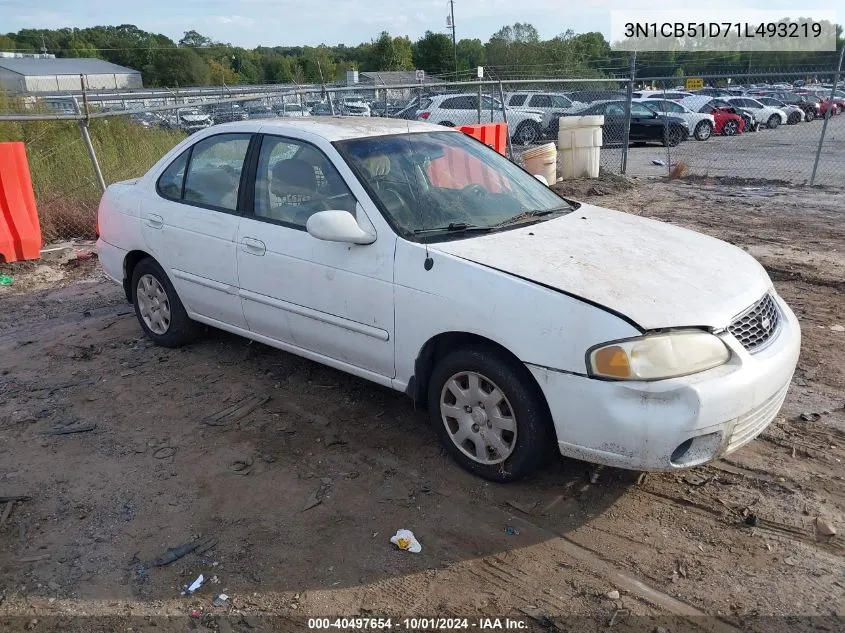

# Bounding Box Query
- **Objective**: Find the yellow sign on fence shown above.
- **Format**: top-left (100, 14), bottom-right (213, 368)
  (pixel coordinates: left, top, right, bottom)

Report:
top-left (685, 77), bottom-right (704, 90)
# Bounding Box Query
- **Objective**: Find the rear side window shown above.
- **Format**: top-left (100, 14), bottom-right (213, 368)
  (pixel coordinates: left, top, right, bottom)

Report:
top-left (157, 149), bottom-right (189, 200)
top-left (442, 96), bottom-right (475, 109)
top-left (529, 95), bottom-right (552, 108)
top-left (508, 94), bottom-right (527, 106)
top-left (183, 134), bottom-right (251, 211)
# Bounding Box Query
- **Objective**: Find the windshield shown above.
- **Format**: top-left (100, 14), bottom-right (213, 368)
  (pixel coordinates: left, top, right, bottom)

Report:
top-left (335, 131), bottom-right (573, 240)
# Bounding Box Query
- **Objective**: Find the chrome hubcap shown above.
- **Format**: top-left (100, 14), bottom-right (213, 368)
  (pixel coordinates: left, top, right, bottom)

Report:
top-left (136, 274), bottom-right (171, 335)
top-left (440, 371), bottom-right (517, 465)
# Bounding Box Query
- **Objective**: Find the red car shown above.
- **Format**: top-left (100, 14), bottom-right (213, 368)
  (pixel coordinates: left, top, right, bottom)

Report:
top-left (711, 106), bottom-right (747, 135)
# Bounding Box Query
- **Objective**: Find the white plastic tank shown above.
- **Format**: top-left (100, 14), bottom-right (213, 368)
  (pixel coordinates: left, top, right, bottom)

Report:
top-left (557, 115), bottom-right (603, 179)
top-left (521, 143), bottom-right (557, 185)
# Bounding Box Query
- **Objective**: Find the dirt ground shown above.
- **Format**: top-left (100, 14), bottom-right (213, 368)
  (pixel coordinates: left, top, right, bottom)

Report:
top-left (1, 177), bottom-right (844, 633)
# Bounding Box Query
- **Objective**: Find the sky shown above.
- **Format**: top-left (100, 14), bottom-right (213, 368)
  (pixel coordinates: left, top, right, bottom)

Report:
top-left (2, 0), bottom-right (842, 48)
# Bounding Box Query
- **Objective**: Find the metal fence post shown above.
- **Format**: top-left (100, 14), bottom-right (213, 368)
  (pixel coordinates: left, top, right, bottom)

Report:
top-left (810, 45), bottom-right (844, 185)
top-left (477, 82), bottom-right (482, 124)
top-left (498, 81), bottom-right (513, 161)
top-left (621, 51), bottom-right (636, 174)
top-left (78, 74), bottom-right (106, 193)
top-left (662, 81), bottom-right (670, 174)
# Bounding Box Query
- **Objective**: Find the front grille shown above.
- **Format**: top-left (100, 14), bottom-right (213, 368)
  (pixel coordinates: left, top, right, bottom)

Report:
top-left (729, 293), bottom-right (781, 353)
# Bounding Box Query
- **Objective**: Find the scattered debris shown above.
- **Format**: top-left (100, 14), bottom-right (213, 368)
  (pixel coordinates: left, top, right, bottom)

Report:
top-left (0, 275), bottom-right (13, 286)
top-left (636, 472), bottom-right (648, 485)
top-left (149, 535), bottom-right (217, 567)
top-left (520, 607), bottom-right (551, 627)
top-left (182, 574), bottom-right (205, 596)
top-left (504, 526), bottom-right (520, 536)
top-left (153, 446), bottom-right (177, 460)
top-left (683, 473), bottom-right (710, 487)
top-left (608, 608), bottom-right (629, 627)
top-left (589, 467), bottom-right (602, 484)
top-left (1, 501), bottom-right (14, 525)
top-left (213, 593), bottom-right (229, 607)
top-left (605, 590), bottom-right (620, 600)
top-left (815, 517), bottom-right (836, 536)
top-left (230, 457), bottom-right (254, 476)
top-left (40, 422), bottom-right (97, 436)
top-left (652, 159), bottom-right (666, 166)
top-left (0, 494), bottom-right (30, 503)
top-left (830, 325), bottom-right (844, 332)
top-left (743, 513), bottom-right (759, 527)
top-left (203, 394), bottom-right (270, 426)
top-left (784, 556), bottom-right (797, 566)
top-left (120, 370), bottom-right (135, 378)
top-left (390, 529), bottom-right (422, 553)
top-left (302, 489), bottom-right (322, 511)
top-left (799, 412), bottom-right (821, 422)
top-left (19, 554), bottom-right (51, 563)
top-left (190, 609), bottom-right (202, 619)
top-left (506, 500), bottom-right (538, 515)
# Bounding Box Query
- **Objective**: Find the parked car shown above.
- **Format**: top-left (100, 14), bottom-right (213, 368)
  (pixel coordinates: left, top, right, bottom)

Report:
top-left (567, 100), bottom-right (689, 146)
top-left (311, 101), bottom-right (334, 116)
top-left (418, 93), bottom-right (546, 144)
top-left (754, 97), bottom-right (805, 124)
top-left (631, 90), bottom-right (694, 101)
top-left (276, 103), bottom-right (310, 118)
top-left (504, 91), bottom-right (584, 131)
top-left (211, 105), bottom-right (248, 124)
top-left (565, 90), bottom-right (627, 104)
top-left (341, 101), bottom-right (372, 117)
top-left (679, 97), bottom-right (746, 136)
top-left (636, 98), bottom-right (716, 140)
top-left (760, 92), bottom-right (819, 121)
top-left (692, 88), bottom-right (734, 97)
top-left (245, 102), bottom-right (276, 120)
top-left (96, 118), bottom-right (801, 481)
top-left (710, 99), bottom-right (760, 132)
top-left (724, 97), bottom-right (787, 129)
top-left (177, 111), bottom-right (213, 134)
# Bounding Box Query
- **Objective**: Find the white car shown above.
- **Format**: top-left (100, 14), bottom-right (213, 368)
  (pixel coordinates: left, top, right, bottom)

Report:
top-left (636, 98), bottom-right (717, 141)
top-left (631, 90), bottom-right (695, 101)
top-left (341, 101), bottom-right (371, 117)
top-left (96, 119), bottom-right (800, 482)
top-left (725, 97), bottom-right (788, 128)
top-left (418, 93), bottom-right (545, 144)
top-left (754, 97), bottom-right (806, 124)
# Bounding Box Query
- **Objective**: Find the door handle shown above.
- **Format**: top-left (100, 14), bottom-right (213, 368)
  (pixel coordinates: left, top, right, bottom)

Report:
top-left (240, 237), bottom-right (266, 256)
top-left (145, 214), bottom-right (163, 229)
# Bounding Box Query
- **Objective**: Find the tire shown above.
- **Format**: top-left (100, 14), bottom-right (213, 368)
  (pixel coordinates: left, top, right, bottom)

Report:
top-left (131, 257), bottom-right (202, 347)
top-left (663, 126), bottom-right (683, 147)
top-left (787, 111), bottom-right (801, 125)
top-left (438, 120), bottom-right (455, 127)
top-left (514, 121), bottom-right (541, 145)
top-left (805, 109), bottom-right (816, 122)
top-left (722, 120), bottom-right (739, 136)
top-left (427, 346), bottom-right (552, 482)
top-left (693, 120), bottom-right (713, 141)
top-left (767, 114), bottom-right (780, 129)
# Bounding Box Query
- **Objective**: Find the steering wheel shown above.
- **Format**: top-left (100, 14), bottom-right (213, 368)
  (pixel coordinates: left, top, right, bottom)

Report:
top-left (379, 183), bottom-right (416, 227)
top-left (461, 184), bottom-right (489, 198)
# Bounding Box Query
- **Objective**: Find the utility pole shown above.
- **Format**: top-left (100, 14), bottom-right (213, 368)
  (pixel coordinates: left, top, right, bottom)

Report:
top-left (447, 0), bottom-right (457, 79)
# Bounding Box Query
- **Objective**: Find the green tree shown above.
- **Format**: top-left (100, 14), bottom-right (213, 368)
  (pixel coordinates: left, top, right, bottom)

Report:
top-left (456, 38), bottom-right (485, 72)
top-left (179, 30), bottom-right (212, 48)
top-left (368, 32), bottom-right (413, 71)
top-left (413, 31), bottom-right (453, 75)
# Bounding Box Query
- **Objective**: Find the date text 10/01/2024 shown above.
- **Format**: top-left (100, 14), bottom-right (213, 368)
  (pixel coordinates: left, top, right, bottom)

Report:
top-left (307, 618), bottom-right (529, 630)
top-left (624, 22), bottom-right (824, 39)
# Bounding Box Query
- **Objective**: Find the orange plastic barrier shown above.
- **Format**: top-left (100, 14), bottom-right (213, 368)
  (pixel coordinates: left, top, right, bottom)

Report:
top-left (458, 123), bottom-right (508, 156)
top-left (0, 142), bottom-right (42, 263)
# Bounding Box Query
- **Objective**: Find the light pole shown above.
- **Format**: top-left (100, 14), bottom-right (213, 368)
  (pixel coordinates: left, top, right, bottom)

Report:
top-left (447, 1), bottom-right (457, 78)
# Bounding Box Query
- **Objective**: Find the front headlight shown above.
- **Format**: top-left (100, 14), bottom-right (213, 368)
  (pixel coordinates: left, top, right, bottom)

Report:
top-left (587, 331), bottom-right (730, 381)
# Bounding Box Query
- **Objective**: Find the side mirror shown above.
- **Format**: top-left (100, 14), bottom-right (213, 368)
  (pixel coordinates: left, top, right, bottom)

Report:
top-left (306, 210), bottom-right (376, 245)
top-left (534, 174), bottom-right (549, 186)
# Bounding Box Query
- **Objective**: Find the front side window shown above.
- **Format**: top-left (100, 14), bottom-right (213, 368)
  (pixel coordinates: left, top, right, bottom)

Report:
top-left (157, 149), bottom-right (189, 200)
top-left (508, 94), bottom-right (527, 106)
top-left (336, 131), bottom-right (573, 240)
top-left (182, 134), bottom-right (251, 211)
top-left (631, 103), bottom-right (655, 117)
top-left (480, 95), bottom-right (500, 110)
top-left (551, 95), bottom-right (572, 108)
top-left (606, 103), bottom-right (625, 115)
top-left (253, 135), bottom-right (356, 229)
top-left (442, 96), bottom-right (475, 110)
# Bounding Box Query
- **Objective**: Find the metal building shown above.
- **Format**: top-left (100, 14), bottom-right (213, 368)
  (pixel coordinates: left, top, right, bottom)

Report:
top-left (0, 56), bottom-right (143, 94)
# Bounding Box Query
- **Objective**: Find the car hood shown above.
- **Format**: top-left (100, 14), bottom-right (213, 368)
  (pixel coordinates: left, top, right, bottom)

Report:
top-left (429, 203), bottom-right (771, 330)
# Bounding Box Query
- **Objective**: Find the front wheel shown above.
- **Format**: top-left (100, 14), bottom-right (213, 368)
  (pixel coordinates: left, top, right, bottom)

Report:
top-left (693, 120), bottom-right (713, 141)
top-left (427, 347), bottom-right (552, 482)
top-left (767, 114), bottom-right (781, 129)
top-left (131, 258), bottom-right (202, 347)
top-left (787, 111), bottom-right (802, 125)
top-left (805, 109), bottom-right (816, 122)
top-left (663, 127), bottom-right (683, 147)
top-left (722, 119), bottom-right (739, 136)
top-left (514, 121), bottom-right (541, 145)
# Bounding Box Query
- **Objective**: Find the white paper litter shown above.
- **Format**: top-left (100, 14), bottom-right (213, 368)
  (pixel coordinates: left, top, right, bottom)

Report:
top-left (390, 529), bottom-right (422, 553)
top-left (182, 574), bottom-right (205, 595)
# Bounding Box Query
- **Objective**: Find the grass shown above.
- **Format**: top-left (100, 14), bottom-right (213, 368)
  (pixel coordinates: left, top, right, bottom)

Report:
top-left (0, 93), bottom-right (184, 242)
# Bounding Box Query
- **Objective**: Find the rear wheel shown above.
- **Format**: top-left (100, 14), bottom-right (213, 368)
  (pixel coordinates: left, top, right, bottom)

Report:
top-left (427, 346), bottom-right (552, 482)
top-left (805, 109), bottom-right (816, 122)
top-left (787, 111), bottom-right (802, 125)
top-left (663, 126), bottom-right (683, 147)
top-left (131, 258), bottom-right (202, 347)
top-left (767, 114), bottom-right (780, 129)
top-left (693, 120), bottom-right (713, 141)
top-left (722, 120), bottom-right (739, 136)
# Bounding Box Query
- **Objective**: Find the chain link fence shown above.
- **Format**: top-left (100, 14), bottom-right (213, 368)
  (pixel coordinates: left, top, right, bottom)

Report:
top-left (1, 65), bottom-right (842, 246)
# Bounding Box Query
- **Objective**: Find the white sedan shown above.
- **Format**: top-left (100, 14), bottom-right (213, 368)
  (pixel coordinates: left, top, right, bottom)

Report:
top-left (635, 98), bottom-right (717, 140)
top-left (725, 97), bottom-right (788, 128)
top-left (96, 118), bottom-right (800, 482)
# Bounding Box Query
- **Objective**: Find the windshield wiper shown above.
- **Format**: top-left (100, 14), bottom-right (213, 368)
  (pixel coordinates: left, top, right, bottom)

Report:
top-left (491, 207), bottom-right (563, 228)
top-left (413, 222), bottom-right (493, 235)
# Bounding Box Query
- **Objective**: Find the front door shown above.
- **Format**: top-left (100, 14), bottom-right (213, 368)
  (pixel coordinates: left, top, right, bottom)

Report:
top-left (141, 132), bottom-right (252, 328)
top-left (236, 134), bottom-right (395, 378)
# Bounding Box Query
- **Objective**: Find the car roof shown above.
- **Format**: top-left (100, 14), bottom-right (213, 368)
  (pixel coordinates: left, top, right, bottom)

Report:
top-left (245, 117), bottom-right (451, 141)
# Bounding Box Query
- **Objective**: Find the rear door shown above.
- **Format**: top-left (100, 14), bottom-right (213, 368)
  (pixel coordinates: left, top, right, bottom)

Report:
top-left (141, 133), bottom-right (253, 328)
